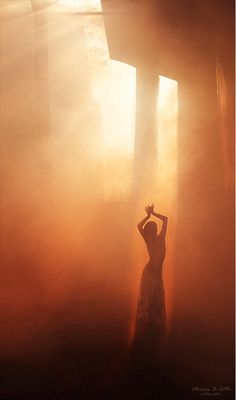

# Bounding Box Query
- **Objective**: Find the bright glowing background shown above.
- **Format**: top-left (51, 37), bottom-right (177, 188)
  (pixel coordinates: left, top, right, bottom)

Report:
top-left (50, 0), bottom-right (178, 328)
top-left (0, 0), bottom-right (178, 356)
top-left (95, 60), bottom-right (136, 200)
top-left (53, 1), bottom-right (178, 201)
top-left (0, 1), bottom-right (233, 391)
top-left (58, 0), bottom-right (102, 11)
top-left (158, 75), bottom-right (178, 211)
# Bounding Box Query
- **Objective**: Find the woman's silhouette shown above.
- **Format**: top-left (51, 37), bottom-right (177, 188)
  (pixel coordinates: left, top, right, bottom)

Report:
top-left (132, 204), bottom-right (168, 365)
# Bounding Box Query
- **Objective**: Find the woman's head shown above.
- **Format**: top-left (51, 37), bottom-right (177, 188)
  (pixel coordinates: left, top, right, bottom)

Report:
top-left (144, 221), bottom-right (157, 238)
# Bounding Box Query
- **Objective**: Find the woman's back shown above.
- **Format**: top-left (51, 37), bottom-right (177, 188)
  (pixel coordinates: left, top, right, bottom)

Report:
top-left (145, 234), bottom-right (166, 269)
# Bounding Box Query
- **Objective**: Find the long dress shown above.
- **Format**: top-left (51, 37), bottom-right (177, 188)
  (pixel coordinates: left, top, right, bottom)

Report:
top-left (132, 232), bottom-right (166, 364)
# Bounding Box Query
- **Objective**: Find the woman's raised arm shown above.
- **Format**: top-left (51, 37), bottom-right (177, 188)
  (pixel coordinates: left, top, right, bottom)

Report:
top-left (137, 206), bottom-right (151, 239)
top-left (151, 205), bottom-right (168, 239)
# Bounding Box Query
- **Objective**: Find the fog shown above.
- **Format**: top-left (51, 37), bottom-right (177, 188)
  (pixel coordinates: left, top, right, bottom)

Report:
top-left (0, 0), bottom-right (234, 397)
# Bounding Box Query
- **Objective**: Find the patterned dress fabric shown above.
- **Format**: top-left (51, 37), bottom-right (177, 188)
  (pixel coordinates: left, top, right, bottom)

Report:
top-left (132, 232), bottom-right (166, 363)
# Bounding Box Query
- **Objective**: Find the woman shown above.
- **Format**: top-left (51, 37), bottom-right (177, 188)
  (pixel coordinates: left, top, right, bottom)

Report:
top-left (132, 204), bottom-right (168, 363)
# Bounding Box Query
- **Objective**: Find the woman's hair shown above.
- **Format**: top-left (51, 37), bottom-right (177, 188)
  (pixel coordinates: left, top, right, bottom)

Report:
top-left (144, 221), bottom-right (157, 237)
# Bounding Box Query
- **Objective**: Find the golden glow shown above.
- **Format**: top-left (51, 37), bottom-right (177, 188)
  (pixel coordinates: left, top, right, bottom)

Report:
top-left (58, 0), bottom-right (102, 11)
top-left (158, 76), bottom-right (178, 328)
top-left (48, 6), bottom-right (178, 334)
top-left (129, 77), bottom-right (178, 338)
top-left (1, 0), bottom-right (232, 377)
top-left (0, 0), bottom-right (31, 15)
top-left (93, 60), bottom-right (136, 200)
top-left (55, 3), bottom-right (136, 201)
top-left (50, 0), bottom-right (178, 203)
top-left (157, 75), bottom-right (178, 212)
